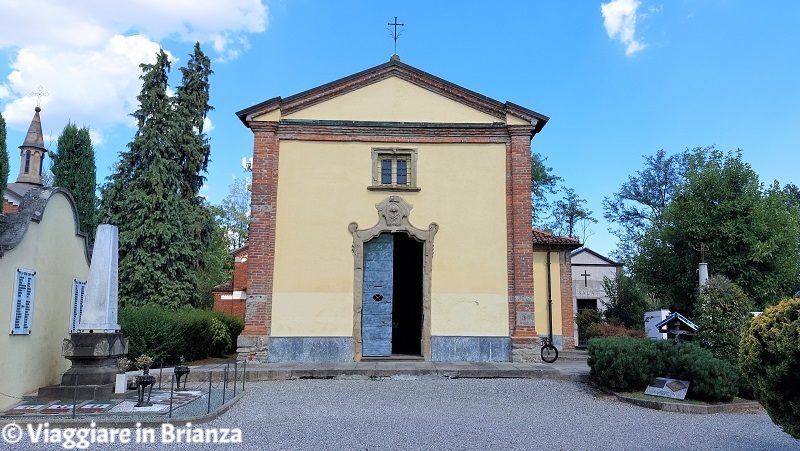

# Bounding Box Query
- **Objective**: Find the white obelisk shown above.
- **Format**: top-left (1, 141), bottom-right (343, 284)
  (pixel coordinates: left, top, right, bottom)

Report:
top-left (77, 224), bottom-right (121, 332)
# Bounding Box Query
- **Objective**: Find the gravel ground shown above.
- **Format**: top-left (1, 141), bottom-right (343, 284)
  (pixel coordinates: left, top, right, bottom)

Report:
top-left (4, 377), bottom-right (798, 450)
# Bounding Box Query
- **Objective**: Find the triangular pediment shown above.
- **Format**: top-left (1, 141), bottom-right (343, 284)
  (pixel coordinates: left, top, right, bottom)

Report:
top-left (570, 248), bottom-right (622, 266)
top-left (237, 58), bottom-right (547, 128)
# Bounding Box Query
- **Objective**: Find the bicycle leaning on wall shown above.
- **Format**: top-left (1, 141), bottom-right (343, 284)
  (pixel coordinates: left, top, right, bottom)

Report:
top-left (540, 336), bottom-right (558, 363)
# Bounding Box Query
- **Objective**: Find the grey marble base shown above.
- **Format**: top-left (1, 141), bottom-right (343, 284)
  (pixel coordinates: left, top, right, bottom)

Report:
top-left (268, 337), bottom-right (353, 363)
top-left (431, 336), bottom-right (511, 362)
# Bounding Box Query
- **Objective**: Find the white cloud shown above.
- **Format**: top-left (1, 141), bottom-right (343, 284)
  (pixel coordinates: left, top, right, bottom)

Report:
top-left (1, 35), bottom-right (162, 136)
top-left (601, 0), bottom-right (648, 56)
top-left (0, 0), bottom-right (268, 141)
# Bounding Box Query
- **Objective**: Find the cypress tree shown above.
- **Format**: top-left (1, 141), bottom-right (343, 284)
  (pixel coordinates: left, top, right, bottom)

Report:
top-left (175, 42), bottom-right (213, 198)
top-left (51, 123), bottom-right (98, 237)
top-left (0, 112), bottom-right (8, 203)
top-left (103, 49), bottom-right (201, 309)
top-left (174, 43), bottom-right (217, 306)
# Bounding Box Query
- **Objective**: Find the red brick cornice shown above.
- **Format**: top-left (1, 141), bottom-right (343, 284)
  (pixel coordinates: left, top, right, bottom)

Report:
top-left (507, 125), bottom-right (535, 138)
top-left (250, 121), bottom-right (279, 133)
top-left (273, 120), bottom-right (513, 143)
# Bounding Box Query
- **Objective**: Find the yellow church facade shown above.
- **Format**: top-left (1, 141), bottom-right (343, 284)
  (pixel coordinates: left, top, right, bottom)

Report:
top-left (235, 57), bottom-right (579, 362)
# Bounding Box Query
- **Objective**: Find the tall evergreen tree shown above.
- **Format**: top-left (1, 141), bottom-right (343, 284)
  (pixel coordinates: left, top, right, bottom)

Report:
top-left (103, 49), bottom-right (204, 309)
top-left (174, 43), bottom-right (216, 305)
top-left (175, 42), bottom-right (214, 198)
top-left (0, 112), bottom-right (8, 202)
top-left (51, 123), bottom-right (98, 237)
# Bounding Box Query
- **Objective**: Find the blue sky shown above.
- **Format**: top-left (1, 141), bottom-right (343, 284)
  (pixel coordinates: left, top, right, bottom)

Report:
top-left (1, 1), bottom-right (798, 258)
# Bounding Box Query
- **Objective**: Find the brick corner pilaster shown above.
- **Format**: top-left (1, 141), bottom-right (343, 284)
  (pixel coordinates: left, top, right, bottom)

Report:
top-left (240, 120), bottom-right (280, 362)
top-left (507, 125), bottom-right (536, 345)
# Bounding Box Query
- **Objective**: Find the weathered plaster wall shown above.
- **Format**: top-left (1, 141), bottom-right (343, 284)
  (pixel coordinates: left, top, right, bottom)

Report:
top-left (0, 192), bottom-right (90, 409)
top-left (533, 251), bottom-right (564, 343)
top-left (269, 140), bottom-right (509, 338)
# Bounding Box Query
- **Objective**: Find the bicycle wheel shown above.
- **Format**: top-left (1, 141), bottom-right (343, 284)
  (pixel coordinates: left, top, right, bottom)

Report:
top-left (541, 344), bottom-right (558, 363)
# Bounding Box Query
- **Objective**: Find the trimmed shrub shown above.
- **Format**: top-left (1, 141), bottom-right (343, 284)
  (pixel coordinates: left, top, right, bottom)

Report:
top-left (588, 337), bottom-right (665, 390)
top-left (589, 336), bottom-right (739, 401)
top-left (664, 343), bottom-right (739, 402)
top-left (120, 305), bottom-right (243, 364)
top-left (739, 298), bottom-right (800, 439)
top-left (119, 304), bottom-right (182, 364)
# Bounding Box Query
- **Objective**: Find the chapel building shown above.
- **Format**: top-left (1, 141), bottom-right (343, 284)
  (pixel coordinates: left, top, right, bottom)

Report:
top-left (234, 56), bottom-right (579, 362)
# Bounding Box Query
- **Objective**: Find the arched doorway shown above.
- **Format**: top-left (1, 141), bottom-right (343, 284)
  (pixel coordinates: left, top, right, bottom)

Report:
top-left (349, 196), bottom-right (437, 360)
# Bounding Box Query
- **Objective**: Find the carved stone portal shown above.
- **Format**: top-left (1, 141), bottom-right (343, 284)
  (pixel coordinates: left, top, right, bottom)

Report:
top-left (349, 196), bottom-right (438, 361)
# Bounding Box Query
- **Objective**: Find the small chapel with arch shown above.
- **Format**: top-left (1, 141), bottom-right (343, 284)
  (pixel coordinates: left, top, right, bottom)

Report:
top-left (231, 55), bottom-right (580, 362)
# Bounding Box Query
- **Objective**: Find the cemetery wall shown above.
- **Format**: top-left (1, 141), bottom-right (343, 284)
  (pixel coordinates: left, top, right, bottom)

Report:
top-left (0, 191), bottom-right (90, 409)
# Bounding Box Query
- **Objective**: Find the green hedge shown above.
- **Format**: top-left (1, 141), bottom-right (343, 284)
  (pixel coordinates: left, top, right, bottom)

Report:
top-left (120, 304), bottom-right (243, 365)
top-left (588, 336), bottom-right (739, 402)
top-left (739, 298), bottom-right (800, 439)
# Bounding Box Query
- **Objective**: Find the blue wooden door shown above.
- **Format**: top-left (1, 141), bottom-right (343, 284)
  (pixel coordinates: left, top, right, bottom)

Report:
top-left (362, 234), bottom-right (393, 357)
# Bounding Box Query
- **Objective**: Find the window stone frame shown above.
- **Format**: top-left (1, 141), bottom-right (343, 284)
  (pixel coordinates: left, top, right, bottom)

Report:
top-left (368, 147), bottom-right (420, 192)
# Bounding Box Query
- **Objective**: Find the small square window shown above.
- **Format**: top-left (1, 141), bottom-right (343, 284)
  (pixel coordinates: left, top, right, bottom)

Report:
top-left (370, 148), bottom-right (420, 191)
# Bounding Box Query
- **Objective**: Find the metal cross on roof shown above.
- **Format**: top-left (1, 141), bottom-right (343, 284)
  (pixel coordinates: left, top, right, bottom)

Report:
top-left (387, 16), bottom-right (405, 55)
top-left (31, 86), bottom-right (49, 108)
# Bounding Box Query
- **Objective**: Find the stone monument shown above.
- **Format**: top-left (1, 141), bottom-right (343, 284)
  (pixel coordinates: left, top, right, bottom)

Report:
top-left (38, 224), bottom-right (129, 400)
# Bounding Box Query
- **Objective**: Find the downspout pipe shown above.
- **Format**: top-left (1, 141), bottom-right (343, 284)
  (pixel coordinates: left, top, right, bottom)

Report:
top-left (546, 245), bottom-right (553, 343)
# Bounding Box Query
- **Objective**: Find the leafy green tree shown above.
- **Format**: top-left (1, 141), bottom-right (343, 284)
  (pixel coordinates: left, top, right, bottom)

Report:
top-left (103, 49), bottom-right (206, 309)
top-left (739, 298), bottom-right (800, 439)
top-left (632, 149), bottom-right (800, 315)
top-left (217, 177), bottom-right (250, 250)
top-left (549, 187), bottom-right (596, 239)
top-left (0, 112), bottom-right (8, 202)
top-left (196, 203), bottom-right (233, 309)
top-left (194, 177), bottom-right (250, 309)
top-left (694, 276), bottom-right (752, 366)
top-left (603, 148), bottom-right (707, 265)
top-left (531, 153), bottom-right (562, 227)
top-left (600, 274), bottom-right (649, 329)
top-left (51, 123), bottom-right (98, 237)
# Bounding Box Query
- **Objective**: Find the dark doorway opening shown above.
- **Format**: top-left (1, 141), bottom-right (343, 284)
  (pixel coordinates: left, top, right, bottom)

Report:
top-left (576, 299), bottom-right (598, 348)
top-left (392, 232), bottom-right (423, 355)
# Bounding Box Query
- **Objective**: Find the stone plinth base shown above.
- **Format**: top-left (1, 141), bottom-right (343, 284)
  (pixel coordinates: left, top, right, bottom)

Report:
top-left (511, 337), bottom-right (541, 363)
top-left (38, 332), bottom-right (128, 401)
top-left (37, 384), bottom-right (115, 402)
top-left (237, 334), bottom-right (268, 363)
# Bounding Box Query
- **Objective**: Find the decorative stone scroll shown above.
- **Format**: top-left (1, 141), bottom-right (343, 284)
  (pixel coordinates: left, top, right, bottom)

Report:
top-left (349, 196), bottom-right (438, 361)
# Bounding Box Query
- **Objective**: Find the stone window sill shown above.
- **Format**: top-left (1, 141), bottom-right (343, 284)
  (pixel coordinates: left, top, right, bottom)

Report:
top-left (367, 186), bottom-right (421, 192)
